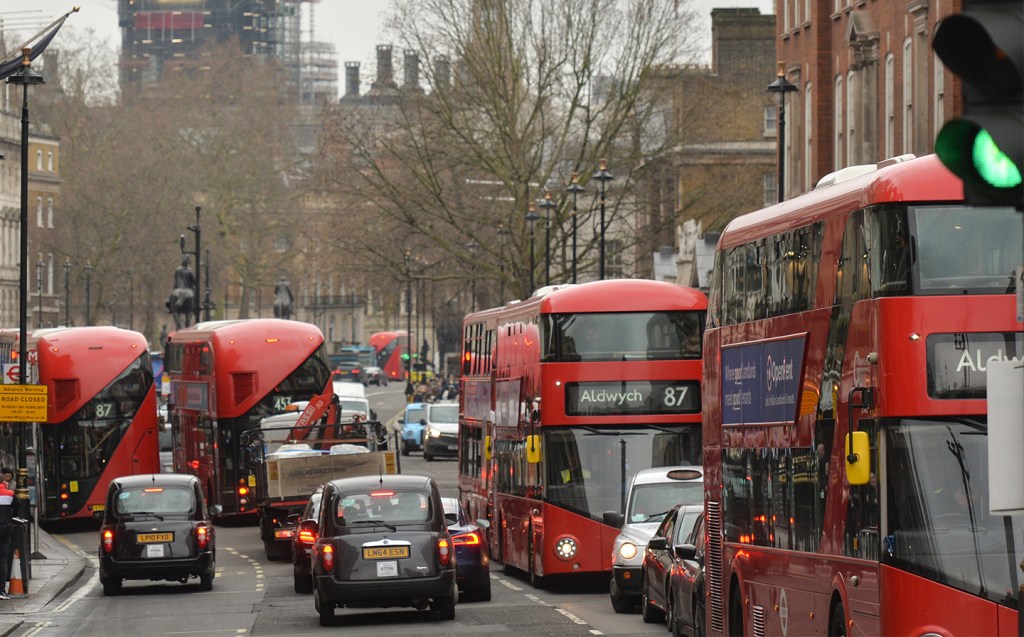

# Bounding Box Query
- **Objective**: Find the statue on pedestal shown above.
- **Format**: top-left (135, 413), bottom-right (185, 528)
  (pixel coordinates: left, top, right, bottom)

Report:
top-left (167, 255), bottom-right (196, 330)
top-left (273, 277), bottom-right (294, 320)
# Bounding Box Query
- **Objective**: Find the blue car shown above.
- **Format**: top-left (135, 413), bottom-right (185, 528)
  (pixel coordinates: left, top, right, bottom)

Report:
top-left (400, 403), bottom-right (428, 455)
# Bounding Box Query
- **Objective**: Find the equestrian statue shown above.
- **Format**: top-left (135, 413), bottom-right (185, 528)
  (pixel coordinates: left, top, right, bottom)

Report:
top-left (274, 276), bottom-right (294, 320)
top-left (167, 255), bottom-right (196, 330)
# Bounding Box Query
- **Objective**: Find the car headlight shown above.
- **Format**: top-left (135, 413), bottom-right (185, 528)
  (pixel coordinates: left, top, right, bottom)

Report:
top-left (427, 427), bottom-right (441, 438)
top-left (618, 542), bottom-right (638, 560)
top-left (554, 536), bottom-right (578, 560)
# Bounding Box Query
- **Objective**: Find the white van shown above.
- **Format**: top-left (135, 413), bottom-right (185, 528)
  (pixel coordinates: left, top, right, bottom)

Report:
top-left (333, 380), bottom-right (366, 399)
top-left (605, 466), bottom-right (703, 613)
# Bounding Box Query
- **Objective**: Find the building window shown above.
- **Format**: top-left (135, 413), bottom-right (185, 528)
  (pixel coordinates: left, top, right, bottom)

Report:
top-left (934, 57), bottom-right (945, 134)
top-left (885, 54), bottom-right (894, 159)
top-left (846, 70), bottom-right (856, 166)
top-left (36, 197), bottom-right (43, 227)
top-left (47, 253), bottom-right (54, 295)
top-left (834, 76), bottom-right (843, 170)
top-left (804, 84), bottom-right (813, 189)
top-left (47, 198), bottom-right (53, 228)
top-left (764, 105), bottom-right (777, 137)
top-left (903, 38), bottom-right (913, 154)
top-left (47, 152), bottom-right (53, 171)
top-left (35, 150), bottom-right (42, 171)
top-left (763, 173), bottom-right (777, 207)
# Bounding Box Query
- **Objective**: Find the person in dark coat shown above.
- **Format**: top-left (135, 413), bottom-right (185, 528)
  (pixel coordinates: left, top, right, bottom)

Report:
top-left (0, 481), bottom-right (15, 599)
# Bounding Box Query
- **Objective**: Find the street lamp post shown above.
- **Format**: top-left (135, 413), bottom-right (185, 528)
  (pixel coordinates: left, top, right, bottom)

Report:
top-left (525, 202), bottom-right (540, 293)
top-left (767, 62), bottom-right (798, 203)
top-left (565, 173), bottom-right (584, 284)
top-left (84, 262), bottom-right (93, 326)
top-left (466, 240), bottom-right (478, 311)
top-left (63, 258), bottom-right (71, 326)
top-left (35, 259), bottom-right (44, 329)
top-left (538, 190), bottom-right (557, 287)
top-left (403, 252), bottom-right (413, 384)
top-left (592, 159), bottom-right (613, 280)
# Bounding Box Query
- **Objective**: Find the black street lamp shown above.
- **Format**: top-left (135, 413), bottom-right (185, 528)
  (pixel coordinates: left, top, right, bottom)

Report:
top-left (36, 259), bottom-right (44, 329)
top-left (84, 261), bottom-right (93, 326)
top-left (466, 240), bottom-right (479, 311)
top-left (525, 202), bottom-right (540, 293)
top-left (767, 62), bottom-right (798, 203)
top-left (538, 190), bottom-right (557, 287)
top-left (179, 206), bottom-right (204, 324)
top-left (592, 159), bottom-right (613, 280)
top-left (565, 173), bottom-right (584, 284)
top-left (497, 225), bottom-right (509, 302)
top-left (403, 251), bottom-right (413, 384)
top-left (63, 258), bottom-right (71, 326)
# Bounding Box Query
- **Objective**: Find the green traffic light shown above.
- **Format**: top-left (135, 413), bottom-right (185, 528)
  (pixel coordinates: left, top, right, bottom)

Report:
top-left (973, 129), bottom-right (1022, 188)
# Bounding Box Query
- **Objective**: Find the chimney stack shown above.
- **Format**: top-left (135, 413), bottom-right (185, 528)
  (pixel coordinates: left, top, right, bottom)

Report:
top-left (403, 50), bottom-right (420, 90)
top-left (372, 44), bottom-right (397, 90)
top-left (344, 61), bottom-right (360, 98)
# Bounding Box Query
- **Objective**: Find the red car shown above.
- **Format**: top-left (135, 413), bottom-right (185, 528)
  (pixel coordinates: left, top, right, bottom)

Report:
top-left (639, 504), bottom-right (702, 628)
top-left (290, 486), bottom-right (323, 594)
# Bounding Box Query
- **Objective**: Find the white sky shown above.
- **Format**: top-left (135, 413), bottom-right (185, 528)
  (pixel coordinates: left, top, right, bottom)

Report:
top-left (3, 0), bottom-right (773, 98)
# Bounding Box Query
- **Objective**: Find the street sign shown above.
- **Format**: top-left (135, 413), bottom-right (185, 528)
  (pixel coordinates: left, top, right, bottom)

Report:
top-left (0, 384), bottom-right (48, 422)
top-left (3, 364), bottom-right (20, 384)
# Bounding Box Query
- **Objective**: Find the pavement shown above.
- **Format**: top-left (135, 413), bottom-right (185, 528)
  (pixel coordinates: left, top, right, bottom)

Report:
top-left (0, 525), bottom-right (91, 635)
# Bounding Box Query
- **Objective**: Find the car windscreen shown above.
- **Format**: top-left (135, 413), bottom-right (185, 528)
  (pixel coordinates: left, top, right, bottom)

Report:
top-left (429, 404), bottom-right (458, 424)
top-left (116, 485), bottom-right (195, 515)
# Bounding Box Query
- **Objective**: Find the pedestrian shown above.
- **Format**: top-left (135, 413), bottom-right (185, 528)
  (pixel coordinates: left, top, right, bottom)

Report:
top-left (0, 469), bottom-right (11, 488)
top-left (0, 480), bottom-right (14, 599)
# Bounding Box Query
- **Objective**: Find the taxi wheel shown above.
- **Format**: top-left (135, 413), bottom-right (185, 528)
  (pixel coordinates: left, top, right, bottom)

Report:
top-left (610, 579), bottom-right (633, 613)
top-left (315, 588), bottom-right (334, 626)
top-left (431, 595), bottom-right (456, 620)
top-left (100, 575), bottom-right (121, 596)
top-left (402, 441), bottom-right (410, 456)
top-left (199, 573), bottom-right (213, 591)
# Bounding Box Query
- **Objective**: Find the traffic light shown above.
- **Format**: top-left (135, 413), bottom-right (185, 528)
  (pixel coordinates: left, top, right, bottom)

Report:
top-left (933, 1), bottom-right (1023, 208)
top-left (400, 353), bottom-right (410, 361)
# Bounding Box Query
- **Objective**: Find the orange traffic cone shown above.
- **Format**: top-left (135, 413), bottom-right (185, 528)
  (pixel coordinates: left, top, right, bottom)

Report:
top-left (8, 550), bottom-right (23, 595)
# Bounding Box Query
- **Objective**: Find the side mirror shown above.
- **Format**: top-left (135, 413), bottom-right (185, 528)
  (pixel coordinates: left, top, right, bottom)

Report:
top-left (845, 431), bottom-right (871, 485)
top-left (647, 536), bottom-right (668, 551)
top-left (674, 543), bottom-right (697, 561)
top-left (525, 435), bottom-right (541, 464)
top-left (475, 518), bottom-right (491, 529)
top-left (602, 511), bottom-right (624, 528)
top-left (208, 504), bottom-right (223, 516)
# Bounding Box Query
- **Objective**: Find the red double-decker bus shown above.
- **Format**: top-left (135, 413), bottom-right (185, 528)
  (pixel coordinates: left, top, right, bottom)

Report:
top-left (26, 326), bottom-right (160, 521)
top-left (370, 330), bottom-right (409, 381)
top-left (166, 319), bottom-right (332, 519)
top-left (458, 280), bottom-right (707, 585)
top-left (702, 154), bottom-right (1022, 636)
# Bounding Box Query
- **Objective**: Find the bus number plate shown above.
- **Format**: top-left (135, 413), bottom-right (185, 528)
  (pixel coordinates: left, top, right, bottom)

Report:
top-left (137, 532), bottom-right (173, 543)
top-left (363, 546), bottom-right (409, 560)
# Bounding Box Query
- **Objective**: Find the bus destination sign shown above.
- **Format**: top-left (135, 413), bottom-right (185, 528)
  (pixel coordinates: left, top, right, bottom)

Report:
top-left (927, 332), bottom-right (1024, 399)
top-left (565, 380), bottom-right (700, 416)
top-left (721, 335), bottom-right (806, 427)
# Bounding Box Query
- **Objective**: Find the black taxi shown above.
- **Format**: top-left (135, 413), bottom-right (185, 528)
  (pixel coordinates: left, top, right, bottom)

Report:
top-left (96, 473), bottom-right (220, 595)
top-left (311, 474), bottom-right (457, 625)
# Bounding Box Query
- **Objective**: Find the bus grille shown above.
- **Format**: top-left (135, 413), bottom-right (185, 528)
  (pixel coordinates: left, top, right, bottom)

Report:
top-left (752, 605), bottom-right (766, 637)
top-left (707, 500), bottom-right (724, 633)
top-left (53, 379), bottom-right (79, 413)
top-left (231, 372), bottom-right (256, 406)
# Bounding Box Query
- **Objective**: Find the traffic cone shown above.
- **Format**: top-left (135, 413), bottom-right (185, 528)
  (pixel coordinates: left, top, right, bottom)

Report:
top-left (8, 550), bottom-right (23, 595)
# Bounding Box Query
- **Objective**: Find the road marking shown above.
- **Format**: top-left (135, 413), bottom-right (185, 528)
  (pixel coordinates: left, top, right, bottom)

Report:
top-left (21, 621), bottom-right (51, 637)
top-left (555, 607), bottom-right (588, 625)
top-left (500, 579), bottom-right (522, 591)
top-left (52, 571), bottom-right (97, 613)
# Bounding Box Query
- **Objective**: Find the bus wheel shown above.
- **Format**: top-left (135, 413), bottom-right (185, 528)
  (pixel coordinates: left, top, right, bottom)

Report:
top-left (528, 535), bottom-right (544, 589)
top-left (728, 584), bottom-right (744, 637)
top-left (829, 602), bottom-right (847, 637)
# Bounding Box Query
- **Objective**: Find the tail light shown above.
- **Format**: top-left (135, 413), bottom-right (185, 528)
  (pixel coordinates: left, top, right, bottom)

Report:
top-left (101, 527), bottom-right (115, 554)
top-left (437, 536), bottom-right (452, 567)
top-left (451, 530), bottom-right (481, 546)
top-left (297, 527), bottom-right (318, 544)
top-left (320, 544), bottom-right (334, 572)
top-left (196, 525), bottom-right (210, 550)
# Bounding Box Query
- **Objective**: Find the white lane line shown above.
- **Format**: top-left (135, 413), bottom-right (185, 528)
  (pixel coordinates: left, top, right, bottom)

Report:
top-left (52, 571), bottom-right (97, 613)
top-left (555, 607), bottom-right (589, 625)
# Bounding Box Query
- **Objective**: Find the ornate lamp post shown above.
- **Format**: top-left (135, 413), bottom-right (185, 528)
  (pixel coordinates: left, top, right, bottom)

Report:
top-left (767, 62), bottom-right (797, 203)
top-left (84, 262), bottom-right (93, 326)
top-left (63, 258), bottom-right (71, 326)
top-left (538, 190), bottom-right (557, 287)
top-left (565, 173), bottom-right (584, 284)
top-left (592, 159), bottom-right (613, 280)
top-left (524, 202), bottom-right (540, 293)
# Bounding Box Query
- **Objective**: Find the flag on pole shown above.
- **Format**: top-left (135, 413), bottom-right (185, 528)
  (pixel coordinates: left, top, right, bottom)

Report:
top-left (0, 7), bottom-right (78, 81)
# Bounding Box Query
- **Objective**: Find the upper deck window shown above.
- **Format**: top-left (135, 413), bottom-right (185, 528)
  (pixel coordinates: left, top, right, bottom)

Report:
top-left (542, 311), bottom-right (703, 362)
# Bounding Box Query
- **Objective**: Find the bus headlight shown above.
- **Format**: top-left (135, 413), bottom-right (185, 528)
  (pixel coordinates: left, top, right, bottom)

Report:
top-left (618, 542), bottom-right (638, 561)
top-left (554, 536), bottom-right (578, 560)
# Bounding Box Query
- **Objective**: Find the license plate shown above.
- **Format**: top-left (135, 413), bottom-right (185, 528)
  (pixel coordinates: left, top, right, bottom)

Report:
top-left (362, 546), bottom-right (410, 560)
top-left (90, 504), bottom-right (105, 512)
top-left (274, 528), bottom-right (294, 539)
top-left (376, 560), bottom-right (399, 577)
top-left (146, 544), bottom-right (165, 558)
top-left (137, 532), bottom-right (173, 543)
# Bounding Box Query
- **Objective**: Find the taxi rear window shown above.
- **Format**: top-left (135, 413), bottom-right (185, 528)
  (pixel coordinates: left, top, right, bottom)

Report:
top-left (116, 486), bottom-right (195, 515)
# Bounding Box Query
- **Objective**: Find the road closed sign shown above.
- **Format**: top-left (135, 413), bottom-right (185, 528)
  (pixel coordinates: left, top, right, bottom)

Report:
top-left (0, 384), bottom-right (48, 422)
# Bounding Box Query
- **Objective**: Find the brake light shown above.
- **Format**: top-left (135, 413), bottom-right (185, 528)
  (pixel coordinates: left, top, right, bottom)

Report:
top-left (321, 544), bottom-right (334, 572)
top-left (101, 527), bottom-right (115, 554)
top-left (437, 537), bottom-right (452, 567)
top-left (451, 530), bottom-right (481, 546)
top-left (196, 525), bottom-right (210, 550)
top-left (298, 528), bottom-right (318, 544)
